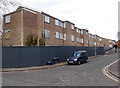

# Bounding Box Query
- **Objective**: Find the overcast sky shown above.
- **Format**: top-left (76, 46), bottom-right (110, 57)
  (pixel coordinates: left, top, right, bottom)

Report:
top-left (21, 0), bottom-right (119, 40)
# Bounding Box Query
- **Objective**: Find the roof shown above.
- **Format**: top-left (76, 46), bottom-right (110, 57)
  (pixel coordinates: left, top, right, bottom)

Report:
top-left (75, 50), bottom-right (87, 53)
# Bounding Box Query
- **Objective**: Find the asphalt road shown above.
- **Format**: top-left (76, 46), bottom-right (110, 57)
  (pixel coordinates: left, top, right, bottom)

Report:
top-left (2, 53), bottom-right (118, 86)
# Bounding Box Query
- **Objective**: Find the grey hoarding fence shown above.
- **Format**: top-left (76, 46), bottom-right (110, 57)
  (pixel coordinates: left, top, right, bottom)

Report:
top-left (2, 46), bottom-right (104, 68)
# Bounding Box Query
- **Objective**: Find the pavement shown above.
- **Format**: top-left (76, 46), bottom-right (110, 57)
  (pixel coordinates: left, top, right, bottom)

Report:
top-left (108, 59), bottom-right (120, 78)
top-left (1, 56), bottom-right (95, 72)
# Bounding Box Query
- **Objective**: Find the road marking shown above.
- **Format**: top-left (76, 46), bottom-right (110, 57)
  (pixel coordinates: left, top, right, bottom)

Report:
top-left (102, 59), bottom-right (119, 83)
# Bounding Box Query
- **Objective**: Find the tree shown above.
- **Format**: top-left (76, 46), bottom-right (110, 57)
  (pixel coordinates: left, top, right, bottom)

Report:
top-left (26, 34), bottom-right (34, 46)
top-left (0, 0), bottom-right (20, 34)
top-left (39, 32), bottom-right (45, 46)
top-left (26, 34), bottom-right (39, 46)
top-left (26, 33), bottom-right (45, 46)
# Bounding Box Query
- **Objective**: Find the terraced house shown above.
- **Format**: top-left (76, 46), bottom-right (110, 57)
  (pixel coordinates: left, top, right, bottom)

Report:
top-left (2, 6), bottom-right (115, 47)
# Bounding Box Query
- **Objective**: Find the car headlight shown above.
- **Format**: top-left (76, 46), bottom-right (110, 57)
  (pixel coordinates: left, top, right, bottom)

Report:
top-left (74, 59), bottom-right (77, 61)
top-left (67, 59), bottom-right (69, 61)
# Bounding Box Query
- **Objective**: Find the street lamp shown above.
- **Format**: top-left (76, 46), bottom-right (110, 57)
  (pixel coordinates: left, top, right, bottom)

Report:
top-left (95, 30), bottom-right (97, 56)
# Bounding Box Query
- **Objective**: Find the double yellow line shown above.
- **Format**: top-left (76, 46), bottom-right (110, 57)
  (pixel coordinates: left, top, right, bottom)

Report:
top-left (102, 59), bottom-right (119, 83)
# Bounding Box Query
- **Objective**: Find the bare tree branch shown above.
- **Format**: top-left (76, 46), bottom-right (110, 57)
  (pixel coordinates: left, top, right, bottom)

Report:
top-left (0, 0), bottom-right (20, 34)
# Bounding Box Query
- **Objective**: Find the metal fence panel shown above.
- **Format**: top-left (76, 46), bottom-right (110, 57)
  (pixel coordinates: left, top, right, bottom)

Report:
top-left (2, 46), bottom-right (104, 68)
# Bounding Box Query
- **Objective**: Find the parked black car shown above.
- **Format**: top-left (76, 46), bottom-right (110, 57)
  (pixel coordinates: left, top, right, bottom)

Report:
top-left (67, 50), bottom-right (88, 65)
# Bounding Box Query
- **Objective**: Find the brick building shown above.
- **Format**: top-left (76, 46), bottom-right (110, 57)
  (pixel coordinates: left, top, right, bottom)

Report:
top-left (2, 6), bottom-right (115, 47)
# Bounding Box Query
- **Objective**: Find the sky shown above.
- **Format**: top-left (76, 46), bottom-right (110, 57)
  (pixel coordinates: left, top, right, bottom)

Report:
top-left (20, 0), bottom-right (119, 40)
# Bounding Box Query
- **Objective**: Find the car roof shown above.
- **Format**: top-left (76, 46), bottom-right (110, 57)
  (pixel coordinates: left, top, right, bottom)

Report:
top-left (75, 50), bottom-right (87, 53)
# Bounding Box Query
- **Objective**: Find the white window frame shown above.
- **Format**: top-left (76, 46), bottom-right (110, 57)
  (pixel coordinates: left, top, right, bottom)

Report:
top-left (63, 23), bottom-right (66, 28)
top-left (78, 30), bottom-right (81, 34)
top-left (81, 39), bottom-right (83, 43)
top-left (59, 21), bottom-right (63, 27)
top-left (94, 42), bottom-right (96, 46)
top-left (77, 37), bottom-right (79, 42)
top-left (60, 33), bottom-right (63, 40)
top-left (5, 15), bottom-right (10, 23)
top-left (5, 29), bottom-right (11, 33)
top-left (44, 29), bottom-right (50, 38)
top-left (81, 30), bottom-right (83, 34)
top-left (76, 29), bottom-right (79, 33)
top-left (44, 15), bottom-right (50, 23)
top-left (63, 34), bottom-right (66, 40)
top-left (55, 19), bottom-right (59, 26)
top-left (55, 32), bottom-right (59, 39)
top-left (71, 24), bottom-right (74, 30)
top-left (71, 35), bottom-right (74, 42)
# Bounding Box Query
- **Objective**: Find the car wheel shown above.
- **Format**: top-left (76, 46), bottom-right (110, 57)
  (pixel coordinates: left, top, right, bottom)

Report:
top-left (67, 62), bottom-right (70, 65)
top-left (85, 59), bottom-right (87, 63)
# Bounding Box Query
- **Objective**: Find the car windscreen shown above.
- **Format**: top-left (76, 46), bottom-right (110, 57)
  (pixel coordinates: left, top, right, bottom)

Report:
top-left (72, 52), bottom-right (81, 57)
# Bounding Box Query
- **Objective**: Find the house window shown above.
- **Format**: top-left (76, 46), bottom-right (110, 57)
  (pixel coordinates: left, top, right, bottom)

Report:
top-left (71, 24), bottom-right (74, 30)
top-left (81, 39), bottom-right (83, 43)
top-left (59, 21), bottom-right (63, 27)
top-left (5, 29), bottom-right (11, 33)
top-left (81, 30), bottom-right (83, 34)
top-left (44, 15), bottom-right (50, 23)
top-left (5, 15), bottom-right (10, 23)
top-left (77, 38), bottom-right (79, 42)
top-left (44, 29), bottom-right (50, 38)
top-left (63, 34), bottom-right (66, 40)
top-left (86, 32), bottom-right (88, 35)
top-left (99, 38), bottom-right (102, 41)
top-left (78, 30), bottom-right (81, 34)
top-left (71, 35), bottom-right (74, 41)
top-left (55, 19), bottom-right (59, 26)
top-left (63, 23), bottom-right (66, 28)
top-left (60, 33), bottom-right (63, 39)
top-left (94, 42), bottom-right (96, 46)
top-left (76, 29), bottom-right (79, 33)
top-left (94, 35), bottom-right (96, 39)
top-left (4, 29), bottom-right (11, 39)
top-left (56, 32), bottom-right (59, 39)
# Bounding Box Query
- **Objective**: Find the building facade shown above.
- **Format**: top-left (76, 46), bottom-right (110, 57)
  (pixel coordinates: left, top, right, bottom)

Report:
top-left (2, 6), bottom-right (115, 47)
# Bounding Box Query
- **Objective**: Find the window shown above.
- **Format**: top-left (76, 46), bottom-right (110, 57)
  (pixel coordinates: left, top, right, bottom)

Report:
top-left (99, 38), bottom-right (102, 41)
top-left (44, 29), bottom-right (50, 38)
top-left (63, 34), bottom-right (66, 40)
top-left (76, 29), bottom-right (79, 33)
top-left (44, 15), bottom-right (50, 23)
top-left (78, 30), bottom-right (81, 34)
top-left (77, 38), bottom-right (79, 42)
top-left (81, 30), bottom-right (83, 34)
top-left (4, 29), bottom-right (11, 39)
top-left (55, 19), bottom-right (59, 26)
top-left (56, 32), bottom-right (59, 39)
top-left (71, 35), bottom-right (74, 41)
top-left (94, 35), bottom-right (96, 39)
top-left (81, 39), bottom-right (83, 43)
top-left (86, 32), bottom-right (88, 35)
top-left (59, 21), bottom-right (63, 27)
top-left (71, 24), bottom-right (74, 30)
top-left (63, 23), bottom-right (66, 28)
top-left (60, 33), bottom-right (63, 39)
top-left (5, 30), bottom-right (11, 33)
top-left (94, 42), bottom-right (96, 46)
top-left (5, 15), bottom-right (10, 23)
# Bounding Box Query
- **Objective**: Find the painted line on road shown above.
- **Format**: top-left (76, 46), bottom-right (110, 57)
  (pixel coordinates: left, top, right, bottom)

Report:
top-left (102, 59), bottom-right (119, 83)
